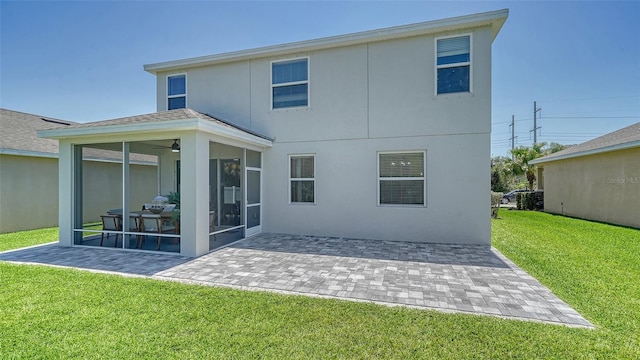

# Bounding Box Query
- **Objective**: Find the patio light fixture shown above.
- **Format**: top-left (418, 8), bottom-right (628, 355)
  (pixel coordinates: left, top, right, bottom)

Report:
top-left (171, 139), bottom-right (180, 153)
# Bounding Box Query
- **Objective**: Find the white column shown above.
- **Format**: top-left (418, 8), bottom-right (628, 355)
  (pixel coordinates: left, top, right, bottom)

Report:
top-left (121, 142), bottom-right (130, 243)
top-left (179, 132), bottom-right (210, 257)
top-left (58, 140), bottom-right (74, 246)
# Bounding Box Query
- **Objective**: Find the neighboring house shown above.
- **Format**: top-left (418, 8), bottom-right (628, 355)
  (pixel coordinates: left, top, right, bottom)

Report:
top-left (531, 122), bottom-right (640, 228)
top-left (39, 9), bottom-right (509, 257)
top-left (0, 109), bottom-right (158, 233)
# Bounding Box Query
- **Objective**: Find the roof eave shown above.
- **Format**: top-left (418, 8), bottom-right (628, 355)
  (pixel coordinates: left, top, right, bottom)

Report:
top-left (37, 117), bottom-right (273, 149)
top-left (144, 9), bottom-right (508, 74)
top-left (196, 119), bottom-right (273, 148)
top-left (530, 141), bottom-right (640, 165)
top-left (37, 118), bottom-right (201, 139)
top-left (0, 148), bottom-right (59, 158)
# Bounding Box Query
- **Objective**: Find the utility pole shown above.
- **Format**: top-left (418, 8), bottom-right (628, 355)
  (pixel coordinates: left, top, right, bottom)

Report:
top-left (531, 101), bottom-right (542, 144)
top-left (509, 115), bottom-right (517, 158)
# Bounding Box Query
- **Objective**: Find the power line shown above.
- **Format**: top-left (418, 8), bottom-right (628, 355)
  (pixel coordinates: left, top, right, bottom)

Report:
top-left (534, 95), bottom-right (640, 104)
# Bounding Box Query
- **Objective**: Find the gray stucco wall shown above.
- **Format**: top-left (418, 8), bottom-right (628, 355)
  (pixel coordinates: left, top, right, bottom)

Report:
top-left (154, 25), bottom-right (495, 245)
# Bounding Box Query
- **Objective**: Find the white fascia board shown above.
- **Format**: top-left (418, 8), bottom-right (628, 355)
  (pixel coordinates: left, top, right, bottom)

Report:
top-left (37, 117), bottom-right (272, 149)
top-left (0, 149), bottom-right (59, 158)
top-left (144, 9), bottom-right (508, 74)
top-left (0, 149), bottom-right (155, 166)
top-left (37, 118), bottom-right (201, 139)
top-left (530, 141), bottom-right (640, 165)
top-left (196, 119), bottom-right (273, 148)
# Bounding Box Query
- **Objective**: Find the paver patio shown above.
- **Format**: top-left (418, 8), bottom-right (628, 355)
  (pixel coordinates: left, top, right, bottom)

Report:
top-left (0, 233), bottom-right (593, 328)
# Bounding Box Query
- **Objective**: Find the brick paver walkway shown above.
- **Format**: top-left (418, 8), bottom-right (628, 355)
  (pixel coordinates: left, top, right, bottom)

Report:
top-left (0, 234), bottom-right (593, 328)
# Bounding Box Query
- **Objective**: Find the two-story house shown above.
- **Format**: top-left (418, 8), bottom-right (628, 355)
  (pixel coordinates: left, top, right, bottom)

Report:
top-left (40, 9), bottom-right (509, 257)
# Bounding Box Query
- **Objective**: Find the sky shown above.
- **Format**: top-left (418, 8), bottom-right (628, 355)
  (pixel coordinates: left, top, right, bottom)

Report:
top-left (1, 1), bottom-right (639, 157)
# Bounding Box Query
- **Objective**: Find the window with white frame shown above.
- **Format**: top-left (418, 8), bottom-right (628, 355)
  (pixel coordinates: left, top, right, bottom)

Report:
top-left (436, 35), bottom-right (470, 94)
top-left (272, 58), bottom-right (308, 109)
top-left (167, 74), bottom-right (186, 110)
top-left (378, 152), bottom-right (425, 205)
top-left (289, 155), bottom-right (314, 203)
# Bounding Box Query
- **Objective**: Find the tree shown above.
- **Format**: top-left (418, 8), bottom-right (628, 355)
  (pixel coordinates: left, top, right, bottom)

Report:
top-left (546, 142), bottom-right (567, 154)
top-left (490, 156), bottom-right (512, 192)
top-left (509, 143), bottom-right (546, 190)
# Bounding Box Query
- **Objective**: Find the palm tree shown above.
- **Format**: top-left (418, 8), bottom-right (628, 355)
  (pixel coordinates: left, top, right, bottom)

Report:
top-left (509, 143), bottom-right (546, 190)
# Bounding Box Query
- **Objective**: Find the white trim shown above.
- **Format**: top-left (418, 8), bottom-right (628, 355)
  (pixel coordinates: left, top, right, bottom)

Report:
top-left (144, 9), bottom-right (508, 74)
top-left (377, 150), bottom-right (427, 207)
top-left (270, 56), bottom-right (310, 110)
top-left (435, 33), bottom-right (472, 96)
top-left (38, 118), bottom-right (273, 149)
top-left (288, 153), bottom-right (316, 204)
top-left (530, 141), bottom-right (640, 165)
top-left (167, 73), bottom-right (187, 110)
top-left (211, 224), bottom-right (244, 236)
top-left (0, 149), bottom-right (157, 166)
top-left (245, 149), bottom-right (262, 237)
top-left (0, 149), bottom-right (59, 158)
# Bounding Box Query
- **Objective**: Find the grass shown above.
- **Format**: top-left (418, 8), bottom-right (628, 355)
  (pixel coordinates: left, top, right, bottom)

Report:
top-left (1, 211), bottom-right (639, 358)
top-left (492, 210), bottom-right (640, 354)
top-left (0, 227), bottom-right (58, 252)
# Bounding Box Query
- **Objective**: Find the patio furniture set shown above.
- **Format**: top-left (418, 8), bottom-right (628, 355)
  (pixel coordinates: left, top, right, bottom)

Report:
top-left (101, 205), bottom-right (178, 250)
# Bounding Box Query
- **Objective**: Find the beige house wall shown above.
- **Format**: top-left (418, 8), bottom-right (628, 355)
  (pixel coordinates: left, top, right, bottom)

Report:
top-left (0, 154), bottom-right (157, 233)
top-left (541, 147), bottom-right (640, 228)
top-left (0, 154), bottom-right (59, 233)
top-left (80, 160), bottom-right (159, 223)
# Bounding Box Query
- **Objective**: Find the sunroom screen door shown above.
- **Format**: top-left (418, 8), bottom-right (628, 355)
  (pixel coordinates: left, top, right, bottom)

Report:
top-left (245, 150), bottom-right (262, 237)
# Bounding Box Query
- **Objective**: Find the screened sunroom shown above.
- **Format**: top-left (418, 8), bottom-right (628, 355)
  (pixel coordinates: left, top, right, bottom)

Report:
top-left (38, 109), bottom-right (272, 257)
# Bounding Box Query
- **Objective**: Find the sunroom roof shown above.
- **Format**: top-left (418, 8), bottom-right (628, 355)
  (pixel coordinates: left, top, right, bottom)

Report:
top-left (37, 108), bottom-right (273, 147)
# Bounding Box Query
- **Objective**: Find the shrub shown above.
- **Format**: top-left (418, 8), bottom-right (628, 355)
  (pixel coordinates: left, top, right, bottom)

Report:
top-left (490, 191), bottom-right (503, 218)
top-left (516, 191), bottom-right (544, 211)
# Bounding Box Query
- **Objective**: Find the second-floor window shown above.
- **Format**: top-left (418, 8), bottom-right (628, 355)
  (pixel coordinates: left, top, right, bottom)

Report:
top-left (272, 58), bottom-right (308, 109)
top-left (436, 35), bottom-right (470, 94)
top-left (168, 74), bottom-right (186, 110)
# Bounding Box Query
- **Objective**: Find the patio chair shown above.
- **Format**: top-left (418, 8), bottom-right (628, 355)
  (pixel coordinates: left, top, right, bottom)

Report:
top-left (140, 214), bottom-right (176, 250)
top-left (209, 210), bottom-right (217, 233)
top-left (210, 210), bottom-right (217, 241)
top-left (100, 214), bottom-right (120, 247)
top-left (126, 214), bottom-right (142, 249)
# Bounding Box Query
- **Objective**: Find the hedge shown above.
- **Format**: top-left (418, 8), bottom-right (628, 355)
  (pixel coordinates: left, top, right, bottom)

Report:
top-left (515, 191), bottom-right (544, 210)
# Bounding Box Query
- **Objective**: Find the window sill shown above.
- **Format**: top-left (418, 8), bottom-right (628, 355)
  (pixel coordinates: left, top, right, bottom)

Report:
top-left (377, 204), bottom-right (427, 208)
top-left (434, 91), bottom-right (473, 99)
top-left (271, 105), bottom-right (311, 112)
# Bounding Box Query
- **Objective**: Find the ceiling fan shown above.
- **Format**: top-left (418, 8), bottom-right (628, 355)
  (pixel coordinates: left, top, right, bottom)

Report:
top-left (149, 139), bottom-right (180, 152)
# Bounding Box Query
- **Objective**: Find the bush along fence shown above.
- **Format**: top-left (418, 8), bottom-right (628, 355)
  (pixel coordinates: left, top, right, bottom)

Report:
top-left (491, 192), bottom-right (504, 218)
top-left (515, 191), bottom-right (544, 210)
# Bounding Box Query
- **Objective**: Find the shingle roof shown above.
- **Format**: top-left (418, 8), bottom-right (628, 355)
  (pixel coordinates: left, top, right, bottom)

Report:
top-left (58, 108), bottom-right (200, 129)
top-left (0, 108), bottom-right (74, 155)
top-left (46, 108), bottom-right (272, 141)
top-left (531, 122), bottom-right (640, 164)
top-left (0, 108), bottom-right (157, 164)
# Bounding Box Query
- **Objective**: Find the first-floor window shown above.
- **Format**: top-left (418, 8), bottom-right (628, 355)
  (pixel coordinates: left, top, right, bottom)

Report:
top-left (378, 151), bottom-right (425, 205)
top-left (289, 154), bottom-right (315, 203)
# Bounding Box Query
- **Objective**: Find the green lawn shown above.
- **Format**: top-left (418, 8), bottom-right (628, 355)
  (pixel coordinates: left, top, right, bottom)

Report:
top-left (1, 212), bottom-right (639, 358)
top-left (0, 227), bottom-right (58, 252)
